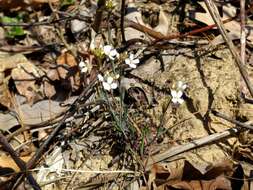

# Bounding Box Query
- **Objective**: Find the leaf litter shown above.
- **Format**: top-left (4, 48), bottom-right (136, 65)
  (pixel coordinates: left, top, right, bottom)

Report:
top-left (0, 0), bottom-right (253, 189)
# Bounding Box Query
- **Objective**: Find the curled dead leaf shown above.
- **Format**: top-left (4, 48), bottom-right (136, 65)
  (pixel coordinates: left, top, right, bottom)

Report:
top-left (11, 57), bottom-right (56, 104)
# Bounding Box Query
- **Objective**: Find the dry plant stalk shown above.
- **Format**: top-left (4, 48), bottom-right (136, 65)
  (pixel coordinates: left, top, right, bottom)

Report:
top-left (240, 0), bottom-right (246, 65)
top-left (204, 0), bottom-right (253, 97)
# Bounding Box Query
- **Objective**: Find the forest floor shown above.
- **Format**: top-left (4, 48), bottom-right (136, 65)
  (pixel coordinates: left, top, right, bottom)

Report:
top-left (0, 0), bottom-right (253, 189)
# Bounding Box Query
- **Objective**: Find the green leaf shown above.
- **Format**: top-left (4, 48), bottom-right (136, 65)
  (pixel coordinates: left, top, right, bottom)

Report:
top-left (1, 16), bottom-right (25, 38)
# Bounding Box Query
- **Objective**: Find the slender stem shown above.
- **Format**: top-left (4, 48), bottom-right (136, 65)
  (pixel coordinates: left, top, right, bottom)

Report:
top-left (204, 0), bottom-right (253, 98)
top-left (120, 0), bottom-right (126, 43)
top-left (240, 0), bottom-right (246, 65)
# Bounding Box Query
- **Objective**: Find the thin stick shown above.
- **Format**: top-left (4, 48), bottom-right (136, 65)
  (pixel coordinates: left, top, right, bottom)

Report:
top-left (0, 133), bottom-right (41, 190)
top-left (204, 0), bottom-right (253, 97)
top-left (145, 110), bottom-right (253, 170)
top-left (120, 0), bottom-right (126, 43)
top-left (211, 110), bottom-right (253, 131)
top-left (145, 127), bottom-right (240, 171)
top-left (240, 0), bottom-right (246, 65)
top-left (31, 168), bottom-right (137, 174)
top-left (93, 0), bottom-right (106, 33)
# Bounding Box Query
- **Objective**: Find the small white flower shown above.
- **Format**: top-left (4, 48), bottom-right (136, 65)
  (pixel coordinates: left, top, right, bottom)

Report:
top-left (79, 60), bottom-right (88, 73)
top-left (81, 67), bottom-right (88, 73)
top-left (103, 76), bottom-right (118, 91)
top-left (97, 74), bottom-right (118, 91)
top-left (98, 74), bottom-right (104, 81)
top-left (103, 45), bottom-right (119, 60)
top-left (79, 61), bottom-right (85, 68)
top-left (177, 81), bottom-right (187, 90)
top-left (171, 90), bottom-right (184, 104)
top-left (125, 53), bottom-right (139, 68)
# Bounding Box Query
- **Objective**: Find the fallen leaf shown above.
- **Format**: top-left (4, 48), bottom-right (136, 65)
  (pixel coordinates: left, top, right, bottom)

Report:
top-left (11, 61), bottom-right (45, 104)
top-left (56, 51), bottom-right (76, 79)
top-left (166, 176), bottom-right (232, 190)
top-left (125, 3), bottom-right (148, 40)
top-left (0, 53), bottom-right (28, 108)
top-left (0, 95), bottom-right (77, 131)
top-left (191, 2), bottom-right (253, 45)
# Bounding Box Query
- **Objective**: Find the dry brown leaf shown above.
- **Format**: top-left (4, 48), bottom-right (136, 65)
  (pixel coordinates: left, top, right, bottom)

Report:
top-left (125, 3), bottom-right (147, 40)
top-left (0, 53), bottom-right (56, 107)
top-left (146, 160), bottom-right (235, 190)
top-left (191, 2), bottom-right (253, 45)
top-left (193, 2), bottom-right (236, 26)
top-left (56, 51), bottom-right (77, 79)
top-left (57, 51), bottom-right (77, 67)
top-left (11, 61), bottom-right (44, 104)
top-left (0, 54), bottom-right (28, 108)
top-left (0, 96), bottom-right (77, 131)
top-left (165, 176), bottom-right (231, 190)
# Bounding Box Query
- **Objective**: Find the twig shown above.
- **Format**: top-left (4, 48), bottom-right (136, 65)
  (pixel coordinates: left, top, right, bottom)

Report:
top-left (204, 0), bottom-right (253, 98)
top-left (145, 127), bottom-right (240, 171)
top-left (211, 110), bottom-right (253, 131)
top-left (240, 0), bottom-right (246, 65)
top-left (8, 80), bottom-right (97, 189)
top-left (27, 79), bottom-right (97, 168)
top-left (31, 168), bottom-right (137, 174)
top-left (93, 0), bottom-right (106, 33)
top-left (120, 0), bottom-right (126, 43)
top-left (145, 109), bottom-right (253, 170)
top-left (0, 133), bottom-right (41, 190)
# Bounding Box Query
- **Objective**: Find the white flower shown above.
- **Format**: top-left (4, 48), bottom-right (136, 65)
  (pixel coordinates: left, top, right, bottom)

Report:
top-left (103, 76), bottom-right (118, 91)
top-left (81, 67), bottom-right (88, 73)
top-left (98, 74), bottom-right (104, 81)
top-left (177, 81), bottom-right (187, 90)
top-left (103, 45), bottom-right (119, 60)
top-left (79, 60), bottom-right (88, 73)
top-left (125, 53), bottom-right (139, 68)
top-left (171, 90), bottom-right (184, 104)
top-left (97, 74), bottom-right (118, 91)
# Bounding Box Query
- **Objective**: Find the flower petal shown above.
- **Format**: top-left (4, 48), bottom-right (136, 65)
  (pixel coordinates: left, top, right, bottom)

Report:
top-left (133, 59), bottom-right (139, 64)
top-left (171, 90), bottom-right (177, 97)
top-left (176, 90), bottom-right (183, 98)
top-left (181, 84), bottom-right (187, 90)
top-left (81, 67), bottom-right (88, 73)
top-left (177, 97), bottom-right (184, 104)
top-left (129, 63), bottom-right (137, 68)
top-left (172, 97), bottom-right (178, 104)
top-left (79, 61), bottom-right (85, 68)
top-left (125, 58), bottom-right (130, 65)
top-left (98, 74), bottom-right (104, 81)
top-left (115, 74), bottom-right (120, 79)
top-left (107, 76), bottom-right (114, 84)
top-left (103, 82), bottom-right (111, 91)
top-left (110, 82), bottom-right (118, 89)
top-left (129, 53), bottom-right (134, 60)
top-left (103, 45), bottom-right (112, 55)
top-left (110, 49), bottom-right (118, 57)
